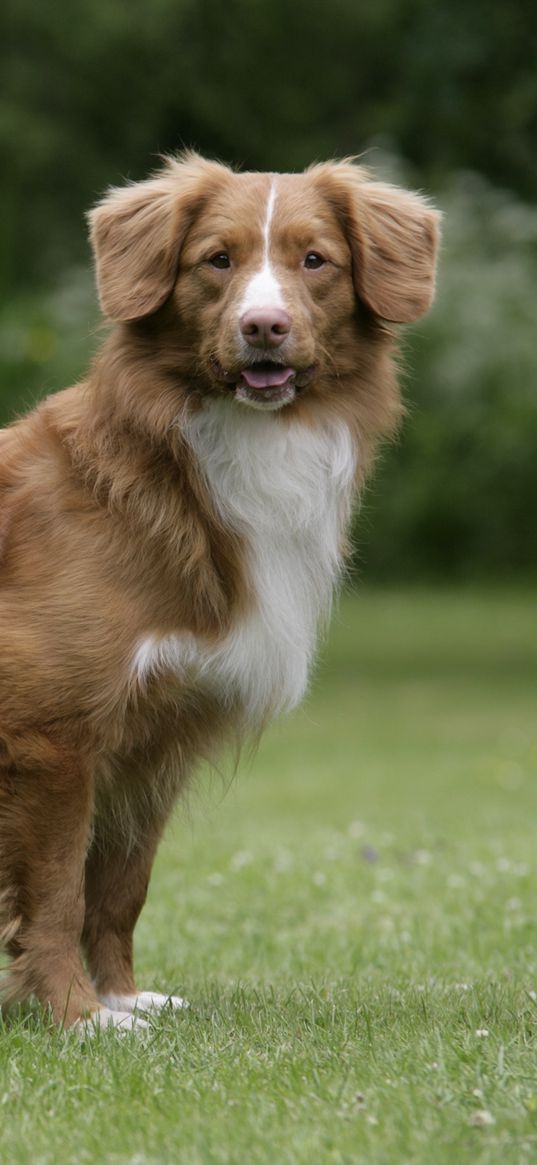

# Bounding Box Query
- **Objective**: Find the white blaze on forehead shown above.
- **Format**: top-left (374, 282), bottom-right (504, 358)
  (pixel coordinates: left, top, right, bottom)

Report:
top-left (239, 179), bottom-right (285, 313)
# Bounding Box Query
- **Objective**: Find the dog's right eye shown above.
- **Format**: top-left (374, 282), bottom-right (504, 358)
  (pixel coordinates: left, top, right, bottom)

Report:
top-left (209, 252), bottom-right (231, 269)
top-left (304, 252), bottom-right (326, 270)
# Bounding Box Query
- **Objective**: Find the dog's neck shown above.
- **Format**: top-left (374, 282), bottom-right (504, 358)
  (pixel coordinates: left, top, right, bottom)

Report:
top-left (131, 396), bottom-right (357, 726)
top-left (182, 395), bottom-right (356, 539)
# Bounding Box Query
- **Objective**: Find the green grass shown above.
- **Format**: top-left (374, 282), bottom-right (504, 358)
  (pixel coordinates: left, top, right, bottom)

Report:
top-left (2, 589), bottom-right (537, 1164)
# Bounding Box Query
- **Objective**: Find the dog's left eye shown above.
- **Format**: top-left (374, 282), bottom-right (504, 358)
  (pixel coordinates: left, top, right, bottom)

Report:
top-left (209, 252), bottom-right (231, 269)
top-left (304, 252), bottom-right (326, 270)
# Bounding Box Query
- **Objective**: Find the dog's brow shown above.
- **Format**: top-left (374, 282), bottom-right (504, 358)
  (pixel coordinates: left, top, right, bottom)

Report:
top-left (239, 179), bottom-right (286, 314)
top-left (262, 181), bottom-right (277, 256)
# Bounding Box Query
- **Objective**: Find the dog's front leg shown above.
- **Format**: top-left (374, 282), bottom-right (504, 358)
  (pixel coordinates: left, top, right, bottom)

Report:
top-left (0, 737), bottom-right (102, 1027)
top-left (82, 812), bottom-right (186, 1016)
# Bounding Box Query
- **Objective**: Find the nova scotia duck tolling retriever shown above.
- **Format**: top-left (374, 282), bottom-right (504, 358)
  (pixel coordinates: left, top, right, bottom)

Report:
top-left (0, 153), bottom-right (440, 1030)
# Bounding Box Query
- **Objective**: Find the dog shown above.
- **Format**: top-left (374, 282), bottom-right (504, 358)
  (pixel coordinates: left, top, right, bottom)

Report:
top-left (0, 153), bottom-right (440, 1029)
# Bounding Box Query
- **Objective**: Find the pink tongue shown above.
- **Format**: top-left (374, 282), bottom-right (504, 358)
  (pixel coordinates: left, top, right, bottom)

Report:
top-left (241, 366), bottom-right (294, 390)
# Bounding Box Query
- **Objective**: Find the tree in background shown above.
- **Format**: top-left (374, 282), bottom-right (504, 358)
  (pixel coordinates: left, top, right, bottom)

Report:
top-left (2, 0), bottom-right (536, 285)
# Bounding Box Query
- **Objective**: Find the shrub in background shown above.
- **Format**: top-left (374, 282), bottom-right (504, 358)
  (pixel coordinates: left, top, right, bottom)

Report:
top-left (356, 168), bottom-right (537, 580)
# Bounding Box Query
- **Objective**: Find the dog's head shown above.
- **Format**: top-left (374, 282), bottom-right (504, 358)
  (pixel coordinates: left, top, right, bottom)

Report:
top-left (89, 153), bottom-right (440, 413)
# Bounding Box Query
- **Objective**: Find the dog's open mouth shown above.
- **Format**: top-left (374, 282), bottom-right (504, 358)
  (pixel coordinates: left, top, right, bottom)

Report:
top-left (236, 361), bottom-right (296, 410)
top-left (239, 361), bottom-right (295, 391)
top-left (211, 359), bottom-right (314, 410)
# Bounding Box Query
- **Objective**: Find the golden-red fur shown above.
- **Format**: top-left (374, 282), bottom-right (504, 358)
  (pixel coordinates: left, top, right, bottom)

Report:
top-left (0, 153), bottom-right (440, 1027)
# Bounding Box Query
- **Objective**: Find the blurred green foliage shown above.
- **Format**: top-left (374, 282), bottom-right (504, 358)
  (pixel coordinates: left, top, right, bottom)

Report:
top-left (2, 0), bottom-right (537, 287)
top-left (1, 0), bottom-right (536, 578)
top-left (357, 166), bottom-right (537, 580)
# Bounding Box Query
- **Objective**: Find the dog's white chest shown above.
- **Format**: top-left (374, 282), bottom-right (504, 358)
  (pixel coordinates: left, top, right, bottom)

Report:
top-left (132, 401), bottom-right (355, 724)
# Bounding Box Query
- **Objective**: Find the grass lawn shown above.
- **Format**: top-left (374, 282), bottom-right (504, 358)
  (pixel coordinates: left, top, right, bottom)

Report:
top-left (2, 588), bottom-right (537, 1164)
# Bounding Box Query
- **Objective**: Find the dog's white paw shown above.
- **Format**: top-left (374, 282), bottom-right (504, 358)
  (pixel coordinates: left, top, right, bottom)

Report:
top-left (74, 1006), bottom-right (150, 1035)
top-left (98, 990), bottom-right (189, 1014)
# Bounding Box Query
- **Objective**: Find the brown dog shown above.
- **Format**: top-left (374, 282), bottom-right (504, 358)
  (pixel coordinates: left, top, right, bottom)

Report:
top-left (0, 154), bottom-right (440, 1029)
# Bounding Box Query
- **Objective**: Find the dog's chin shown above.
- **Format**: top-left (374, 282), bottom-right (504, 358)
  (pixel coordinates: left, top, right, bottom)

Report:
top-left (234, 381), bottom-right (297, 411)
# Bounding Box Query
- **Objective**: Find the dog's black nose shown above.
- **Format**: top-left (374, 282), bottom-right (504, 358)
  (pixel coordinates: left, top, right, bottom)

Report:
top-left (240, 308), bottom-right (291, 349)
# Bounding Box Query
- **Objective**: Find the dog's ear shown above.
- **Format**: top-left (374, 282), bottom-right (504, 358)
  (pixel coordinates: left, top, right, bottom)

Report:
top-left (88, 153), bottom-right (227, 322)
top-left (317, 163), bottom-right (441, 323)
top-left (352, 179), bottom-right (441, 322)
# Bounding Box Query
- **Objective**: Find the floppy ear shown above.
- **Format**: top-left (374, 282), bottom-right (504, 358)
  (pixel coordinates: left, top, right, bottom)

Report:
top-left (352, 179), bottom-right (441, 322)
top-left (317, 163), bottom-right (441, 323)
top-left (88, 153), bottom-right (227, 322)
